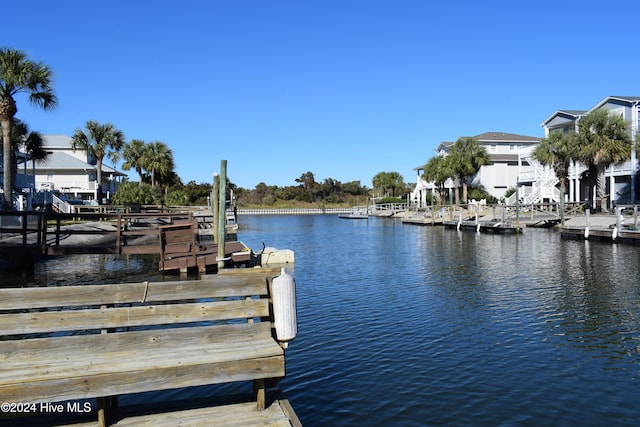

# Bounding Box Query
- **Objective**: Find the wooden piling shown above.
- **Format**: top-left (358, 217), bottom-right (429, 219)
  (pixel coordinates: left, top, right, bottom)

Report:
top-left (212, 173), bottom-right (219, 244)
top-left (217, 160), bottom-right (227, 270)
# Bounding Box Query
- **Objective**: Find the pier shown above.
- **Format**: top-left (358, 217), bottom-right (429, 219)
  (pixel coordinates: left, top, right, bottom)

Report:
top-left (399, 202), bottom-right (640, 242)
top-left (0, 267), bottom-right (301, 427)
top-left (0, 210), bottom-right (249, 272)
top-left (559, 205), bottom-right (640, 243)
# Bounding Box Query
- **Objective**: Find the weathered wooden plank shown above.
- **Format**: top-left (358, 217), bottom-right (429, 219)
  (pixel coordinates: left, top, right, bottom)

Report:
top-left (53, 400), bottom-right (296, 427)
top-left (213, 266), bottom-right (282, 277)
top-left (1, 355), bottom-right (285, 403)
top-left (0, 323), bottom-right (275, 367)
top-left (0, 275), bottom-right (272, 311)
top-left (106, 400), bottom-right (295, 427)
top-left (0, 267), bottom-right (291, 421)
top-left (2, 299), bottom-right (270, 335)
top-left (163, 242), bottom-right (192, 253)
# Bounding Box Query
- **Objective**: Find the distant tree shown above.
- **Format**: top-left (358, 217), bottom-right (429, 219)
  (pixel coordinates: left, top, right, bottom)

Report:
top-left (372, 171), bottom-right (404, 197)
top-left (0, 48), bottom-right (57, 208)
top-left (342, 180), bottom-right (368, 195)
top-left (533, 131), bottom-right (576, 199)
top-left (422, 156), bottom-right (451, 204)
top-left (295, 171), bottom-right (316, 191)
top-left (180, 180), bottom-right (213, 205)
top-left (9, 119), bottom-right (47, 190)
top-left (112, 181), bottom-right (162, 205)
top-left (443, 153), bottom-right (462, 204)
top-left (575, 109), bottom-right (632, 212)
top-left (448, 137), bottom-right (489, 203)
top-left (141, 141), bottom-right (174, 187)
top-left (72, 120), bottom-right (125, 203)
top-left (121, 139), bottom-right (147, 184)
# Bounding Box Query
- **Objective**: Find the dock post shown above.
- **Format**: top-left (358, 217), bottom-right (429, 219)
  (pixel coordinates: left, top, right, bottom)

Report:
top-left (585, 209), bottom-right (591, 239)
top-left (217, 160), bottom-right (227, 270)
top-left (212, 173), bottom-right (219, 244)
top-left (515, 187), bottom-right (520, 233)
top-left (559, 188), bottom-right (565, 226)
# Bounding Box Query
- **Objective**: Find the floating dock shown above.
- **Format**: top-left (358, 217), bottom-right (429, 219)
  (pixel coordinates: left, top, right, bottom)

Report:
top-left (559, 207), bottom-right (640, 243)
top-left (442, 219), bottom-right (522, 233)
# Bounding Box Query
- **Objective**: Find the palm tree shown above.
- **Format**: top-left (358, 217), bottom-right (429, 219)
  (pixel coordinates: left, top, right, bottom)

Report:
top-left (142, 141), bottom-right (174, 187)
top-left (532, 131), bottom-right (576, 198)
top-left (448, 137), bottom-right (489, 204)
top-left (422, 155), bottom-right (452, 205)
top-left (372, 171), bottom-right (404, 197)
top-left (0, 48), bottom-right (57, 208)
top-left (121, 139), bottom-right (147, 184)
top-left (9, 119), bottom-right (48, 190)
top-left (576, 109), bottom-right (632, 212)
top-left (71, 120), bottom-right (125, 203)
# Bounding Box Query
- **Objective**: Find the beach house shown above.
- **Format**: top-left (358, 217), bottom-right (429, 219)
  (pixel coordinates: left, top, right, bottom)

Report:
top-left (412, 131), bottom-right (541, 206)
top-left (0, 134), bottom-right (127, 209)
top-left (541, 95), bottom-right (640, 206)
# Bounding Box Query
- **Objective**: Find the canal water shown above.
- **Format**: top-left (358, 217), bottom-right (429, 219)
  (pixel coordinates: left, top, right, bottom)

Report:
top-left (4, 214), bottom-right (640, 426)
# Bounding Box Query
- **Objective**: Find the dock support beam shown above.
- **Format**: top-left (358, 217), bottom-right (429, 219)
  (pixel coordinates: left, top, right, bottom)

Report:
top-left (212, 173), bottom-right (219, 244)
top-left (217, 160), bottom-right (227, 270)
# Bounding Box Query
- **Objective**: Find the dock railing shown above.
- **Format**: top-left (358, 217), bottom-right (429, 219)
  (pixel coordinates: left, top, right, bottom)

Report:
top-left (0, 211), bottom-right (196, 255)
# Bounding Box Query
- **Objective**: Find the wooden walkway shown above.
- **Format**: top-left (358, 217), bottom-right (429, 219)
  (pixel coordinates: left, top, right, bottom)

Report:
top-left (559, 207), bottom-right (640, 243)
top-left (0, 267), bottom-right (302, 427)
top-left (400, 203), bottom-right (640, 243)
top-left (0, 211), bottom-right (250, 271)
top-left (47, 399), bottom-right (302, 427)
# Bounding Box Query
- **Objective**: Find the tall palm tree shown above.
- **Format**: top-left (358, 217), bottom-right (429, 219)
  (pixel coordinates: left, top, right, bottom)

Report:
top-left (422, 155), bottom-right (451, 205)
top-left (142, 141), bottom-right (174, 187)
top-left (576, 109), bottom-right (632, 212)
top-left (532, 131), bottom-right (576, 198)
top-left (121, 139), bottom-right (147, 184)
top-left (443, 152), bottom-right (463, 204)
top-left (448, 137), bottom-right (489, 203)
top-left (372, 171), bottom-right (404, 197)
top-left (9, 119), bottom-right (48, 190)
top-left (0, 48), bottom-right (57, 208)
top-left (71, 120), bottom-right (125, 203)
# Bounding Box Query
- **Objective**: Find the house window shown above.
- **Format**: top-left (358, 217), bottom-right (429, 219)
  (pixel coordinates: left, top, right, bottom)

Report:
top-left (490, 144), bottom-right (497, 153)
top-left (46, 171), bottom-right (54, 181)
top-left (509, 144), bottom-right (516, 152)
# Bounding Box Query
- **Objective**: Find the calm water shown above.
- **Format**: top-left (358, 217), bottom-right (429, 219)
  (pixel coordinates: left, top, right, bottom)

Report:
top-left (4, 215), bottom-right (640, 426)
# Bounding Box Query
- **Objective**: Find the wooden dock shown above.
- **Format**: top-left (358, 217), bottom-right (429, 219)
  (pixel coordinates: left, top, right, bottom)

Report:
top-left (559, 206), bottom-right (640, 243)
top-left (0, 267), bottom-right (302, 427)
top-left (0, 211), bottom-right (252, 272)
top-left (442, 219), bottom-right (522, 233)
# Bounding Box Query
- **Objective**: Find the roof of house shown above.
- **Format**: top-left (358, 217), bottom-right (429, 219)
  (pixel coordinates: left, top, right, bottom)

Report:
top-left (42, 134), bottom-right (74, 148)
top-left (35, 151), bottom-right (94, 170)
top-left (540, 110), bottom-right (587, 127)
top-left (542, 96), bottom-right (640, 127)
top-left (26, 134), bottom-right (127, 176)
top-left (29, 152), bottom-right (125, 175)
top-left (590, 95), bottom-right (640, 112)
top-left (473, 132), bottom-right (541, 142)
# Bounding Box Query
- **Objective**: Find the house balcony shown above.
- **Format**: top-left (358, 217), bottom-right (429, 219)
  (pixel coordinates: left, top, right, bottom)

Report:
top-left (15, 174), bottom-right (36, 190)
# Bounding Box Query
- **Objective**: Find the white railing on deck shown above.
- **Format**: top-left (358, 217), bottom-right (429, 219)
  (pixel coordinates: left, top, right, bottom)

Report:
top-left (52, 193), bottom-right (73, 214)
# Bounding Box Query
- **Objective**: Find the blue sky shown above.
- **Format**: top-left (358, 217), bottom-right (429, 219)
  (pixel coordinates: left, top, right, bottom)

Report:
top-left (4, 1), bottom-right (639, 189)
